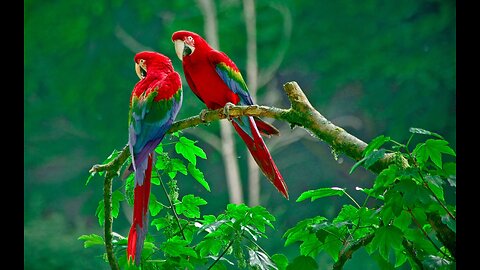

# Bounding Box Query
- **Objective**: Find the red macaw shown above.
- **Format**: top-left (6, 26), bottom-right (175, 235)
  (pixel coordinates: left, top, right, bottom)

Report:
top-left (126, 51), bottom-right (183, 265)
top-left (171, 30), bottom-right (288, 199)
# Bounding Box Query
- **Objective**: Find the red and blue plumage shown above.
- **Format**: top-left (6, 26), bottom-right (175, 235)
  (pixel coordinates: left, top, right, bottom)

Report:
top-left (127, 51), bottom-right (183, 265)
top-left (171, 30), bottom-right (288, 199)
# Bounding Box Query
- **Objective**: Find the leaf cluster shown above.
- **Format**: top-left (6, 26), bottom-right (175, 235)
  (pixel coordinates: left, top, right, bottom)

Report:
top-left (283, 128), bottom-right (456, 269)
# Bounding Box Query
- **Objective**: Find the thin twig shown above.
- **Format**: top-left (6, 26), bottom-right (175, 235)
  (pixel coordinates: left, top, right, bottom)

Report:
top-left (157, 170), bottom-right (187, 240)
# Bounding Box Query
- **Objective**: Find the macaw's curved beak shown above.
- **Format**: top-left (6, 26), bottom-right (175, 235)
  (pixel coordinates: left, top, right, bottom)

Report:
top-left (174, 40), bottom-right (185, 61)
top-left (135, 62), bottom-right (146, 80)
top-left (174, 39), bottom-right (194, 61)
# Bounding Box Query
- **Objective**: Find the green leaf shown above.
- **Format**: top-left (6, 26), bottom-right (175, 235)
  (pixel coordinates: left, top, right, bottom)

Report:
top-left (148, 193), bottom-right (163, 217)
top-left (78, 234), bottom-right (104, 248)
top-left (248, 248), bottom-right (277, 270)
top-left (409, 127), bottom-right (444, 139)
top-left (175, 136), bottom-right (207, 166)
top-left (154, 143), bottom-right (164, 154)
top-left (272, 254), bottom-right (289, 270)
top-left (283, 216), bottom-right (327, 247)
top-left (167, 158), bottom-right (188, 179)
top-left (364, 149), bottom-right (387, 169)
top-left (196, 238), bottom-right (223, 257)
top-left (286, 255), bottom-right (318, 270)
top-left (364, 135), bottom-right (391, 157)
top-left (95, 200), bottom-right (105, 227)
top-left (413, 139), bottom-right (456, 169)
top-left (373, 165), bottom-right (398, 190)
top-left (150, 175), bottom-right (160, 185)
top-left (160, 236), bottom-right (197, 258)
top-left (441, 214), bottom-right (456, 233)
top-left (425, 175), bottom-right (445, 202)
top-left (187, 163), bottom-right (210, 191)
top-left (250, 205), bottom-right (276, 232)
top-left (176, 194), bottom-right (207, 219)
top-left (393, 210), bottom-right (412, 231)
top-left (151, 217), bottom-right (170, 231)
top-left (370, 225), bottom-right (403, 260)
top-left (323, 235), bottom-right (342, 261)
top-left (296, 187), bottom-right (345, 202)
top-left (349, 156), bottom-right (367, 174)
top-left (111, 190), bottom-right (124, 219)
top-left (125, 173), bottom-right (135, 205)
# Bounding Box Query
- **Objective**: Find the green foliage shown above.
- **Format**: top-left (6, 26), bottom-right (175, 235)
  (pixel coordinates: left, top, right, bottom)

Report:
top-left (283, 128), bottom-right (456, 269)
top-left (81, 127), bottom-right (455, 269)
top-left (80, 135), bottom-right (286, 269)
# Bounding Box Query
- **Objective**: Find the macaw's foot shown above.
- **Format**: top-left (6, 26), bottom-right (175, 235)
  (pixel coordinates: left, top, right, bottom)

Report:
top-left (199, 109), bottom-right (209, 122)
top-left (223, 102), bottom-right (235, 120)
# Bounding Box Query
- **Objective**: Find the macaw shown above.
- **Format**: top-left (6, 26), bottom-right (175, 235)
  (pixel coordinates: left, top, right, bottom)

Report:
top-left (126, 51), bottom-right (183, 265)
top-left (171, 30), bottom-right (288, 199)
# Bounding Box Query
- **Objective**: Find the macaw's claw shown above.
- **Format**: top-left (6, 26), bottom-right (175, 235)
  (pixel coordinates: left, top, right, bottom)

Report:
top-left (199, 109), bottom-right (208, 122)
top-left (223, 102), bottom-right (235, 120)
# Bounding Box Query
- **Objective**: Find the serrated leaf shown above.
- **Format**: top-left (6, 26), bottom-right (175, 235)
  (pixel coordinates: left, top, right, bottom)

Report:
top-left (151, 217), bottom-right (170, 231)
top-left (425, 175), bottom-right (445, 202)
top-left (296, 187), bottom-right (345, 202)
top-left (299, 236), bottom-right (323, 257)
top-left (272, 254), bottom-right (288, 270)
top-left (78, 234), bottom-right (104, 248)
top-left (250, 205), bottom-right (276, 232)
top-left (111, 190), bottom-right (124, 219)
top-left (187, 163), bottom-right (210, 191)
top-left (160, 236), bottom-right (197, 258)
top-left (364, 135), bottom-right (391, 157)
top-left (286, 255), bottom-right (318, 270)
top-left (409, 127), bottom-right (444, 139)
top-left (393, 210), bottom-right (412, 231)
top-left (283, 217), bottom-right (327, 247)
top-left (373, 165), bottom-right (398, 190)
top-left (175, 136), bottom-right (207, 166)
top-left (248, 248), bottom-right (278, 270)
top-left (370, 225), bottom-right (403, 260)
top-left (414, 139), bottom-right (456, 169)
top-left (168, 158), bottom-right (188, 179)
top-left (323, 234), bottom-right (342, 261)
top-left (196, 238), bottom-right (223, 257)
top-left (148, 193), bottom-right (163, 217)
top-left (176, 194), bottom-right (207, 219)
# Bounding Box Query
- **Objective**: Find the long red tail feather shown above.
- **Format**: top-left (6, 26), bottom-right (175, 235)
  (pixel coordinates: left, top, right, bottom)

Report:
top-left (127, 154), bottom-right (153, 265)
top-left (231, 116), bottom-right (288, 199)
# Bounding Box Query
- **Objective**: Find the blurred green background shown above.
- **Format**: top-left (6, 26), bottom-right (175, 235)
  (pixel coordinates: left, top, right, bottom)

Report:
top-left (24, 0), bottom-right (455, 269)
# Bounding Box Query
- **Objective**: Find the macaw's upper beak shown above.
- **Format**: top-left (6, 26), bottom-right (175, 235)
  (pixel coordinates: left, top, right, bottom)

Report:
top-left (135, 61), bottom-right (147, 80)
top-left (174, 40), bottom-right (185, 61)
top-left (174, 39), bottom-right (194, 61)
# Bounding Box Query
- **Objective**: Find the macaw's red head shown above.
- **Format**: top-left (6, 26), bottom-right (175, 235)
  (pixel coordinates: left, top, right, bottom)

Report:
top-left (171, 30), bottom-right (210, 62)
top-left (134, 51), bottom-right (173, 80)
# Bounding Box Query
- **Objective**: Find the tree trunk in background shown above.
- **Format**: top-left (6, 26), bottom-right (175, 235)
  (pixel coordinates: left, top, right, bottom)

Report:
top-left (243, 0), bottom-right (260, 206)
top-left (196, 0), bottom-right (244, 204)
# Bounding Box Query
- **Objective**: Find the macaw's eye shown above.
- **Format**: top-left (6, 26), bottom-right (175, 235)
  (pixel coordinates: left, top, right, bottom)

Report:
top-left (187, 36), bottom-right (193, 42)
